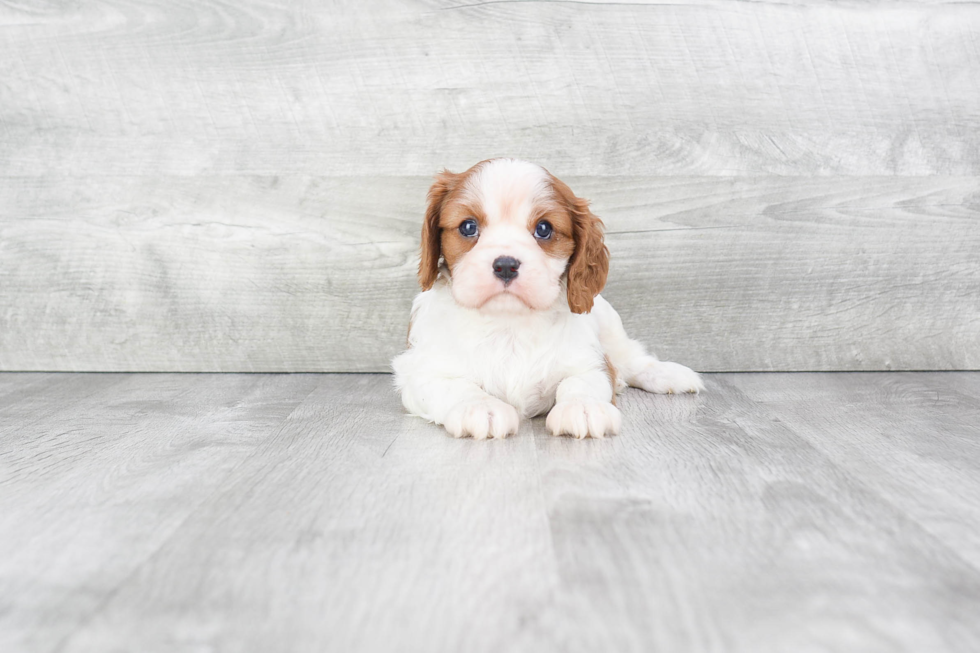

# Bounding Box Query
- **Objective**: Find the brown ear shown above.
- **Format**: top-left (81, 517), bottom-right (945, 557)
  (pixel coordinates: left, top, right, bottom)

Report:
top-left (552, 175), bottom-right (609, 314)
top-left (419, 170), bottom-right (460, 290)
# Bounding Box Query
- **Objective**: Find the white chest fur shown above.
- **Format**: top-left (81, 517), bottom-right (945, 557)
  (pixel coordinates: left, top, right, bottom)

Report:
top-left (396, 283), bottom-right (605, 417)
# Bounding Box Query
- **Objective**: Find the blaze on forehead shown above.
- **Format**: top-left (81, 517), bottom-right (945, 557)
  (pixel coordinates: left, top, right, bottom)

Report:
top-left (461, 159), bottom-right (555, 219)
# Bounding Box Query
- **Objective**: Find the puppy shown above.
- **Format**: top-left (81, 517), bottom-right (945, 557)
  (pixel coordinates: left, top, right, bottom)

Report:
top-left (392, 158), bottom-right (703, 439)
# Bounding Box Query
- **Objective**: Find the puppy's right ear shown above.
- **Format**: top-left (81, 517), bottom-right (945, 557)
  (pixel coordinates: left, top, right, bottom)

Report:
top-left (419, 170), bottom-right (460, 290)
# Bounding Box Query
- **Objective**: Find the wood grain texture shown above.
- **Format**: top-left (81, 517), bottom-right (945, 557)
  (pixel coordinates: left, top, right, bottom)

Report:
top-left (2, 175), bottom-right (978, 372)
top-left (1, 0), bottom-right (979, 176)
top-left (729, 372), bottom-right (980, 568)
top-left (533, 376), bottom-right (980, 652)
top-left (2, 0), bottom-right (979, 371)
top-left (58, 375), bottom-right (556, 653)
top-left (2, 372), bottom-right (979, 652)
top-left (0, 372), bottom-right (320, 653)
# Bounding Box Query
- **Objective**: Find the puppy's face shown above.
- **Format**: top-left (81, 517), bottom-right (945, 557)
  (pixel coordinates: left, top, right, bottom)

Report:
top-left (419, 159), bottom-right (609, 314)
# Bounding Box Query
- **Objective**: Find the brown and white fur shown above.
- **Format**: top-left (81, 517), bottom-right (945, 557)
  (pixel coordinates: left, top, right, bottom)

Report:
top-left (392, 158), bottom-right (703, 439)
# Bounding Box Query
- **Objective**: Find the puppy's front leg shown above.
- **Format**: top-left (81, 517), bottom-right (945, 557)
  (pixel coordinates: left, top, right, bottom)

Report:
top-left (546, 370), bottom-right (621, 439)
top-left (399, 375), bottom-right (519, 440)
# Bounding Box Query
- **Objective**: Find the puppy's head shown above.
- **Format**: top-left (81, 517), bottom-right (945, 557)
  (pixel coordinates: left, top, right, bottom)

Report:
top-left (419, 159), bottom-right (608, 314)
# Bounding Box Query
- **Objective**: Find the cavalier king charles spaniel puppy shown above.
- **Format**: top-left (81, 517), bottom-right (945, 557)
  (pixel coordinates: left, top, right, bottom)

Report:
top-left (393, 158), bottom-right (703, 439)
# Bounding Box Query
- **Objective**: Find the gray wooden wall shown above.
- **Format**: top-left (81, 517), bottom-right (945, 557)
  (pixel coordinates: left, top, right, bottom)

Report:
top-left (2, 0), bottom-right (978, 372)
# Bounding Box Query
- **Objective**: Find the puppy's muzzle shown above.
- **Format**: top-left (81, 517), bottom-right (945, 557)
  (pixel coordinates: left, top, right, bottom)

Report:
top-left (492, 256), bottom-right (520, 283)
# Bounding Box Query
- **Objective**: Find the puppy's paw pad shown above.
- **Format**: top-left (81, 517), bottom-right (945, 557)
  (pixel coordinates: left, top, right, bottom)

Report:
top-left (633, 361), bottom-right (704, 395)
top-left (444, 397), bottom-right (519, 440)
top-left (546, 400), bottom-right (621, 439)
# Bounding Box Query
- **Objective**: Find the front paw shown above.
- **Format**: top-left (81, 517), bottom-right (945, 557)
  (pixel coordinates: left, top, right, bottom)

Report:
top-left (546, 400), bottom-right (621, 439)
top-left (443, 397), bottom-right (520, 440)
top-left (632, 360), bottom-right (704, 394)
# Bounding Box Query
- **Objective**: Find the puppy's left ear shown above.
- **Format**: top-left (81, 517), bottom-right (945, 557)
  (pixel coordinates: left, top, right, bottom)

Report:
top-left (419, 170), bottom-right (461, 290)
top-left (551, 174), bottom-right (609, 314)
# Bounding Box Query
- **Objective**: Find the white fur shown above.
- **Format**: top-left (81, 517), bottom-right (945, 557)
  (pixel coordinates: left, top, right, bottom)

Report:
top-left (392, 159), bottom-right (703, 439)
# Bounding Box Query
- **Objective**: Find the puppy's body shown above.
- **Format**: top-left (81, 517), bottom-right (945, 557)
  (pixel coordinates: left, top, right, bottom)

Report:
top-left (393, 158), bottom-right (702, 439)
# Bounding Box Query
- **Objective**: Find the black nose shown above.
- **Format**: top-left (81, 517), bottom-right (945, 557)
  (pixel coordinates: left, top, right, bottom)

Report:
top-left (492, 256), bottom-right (520, 282)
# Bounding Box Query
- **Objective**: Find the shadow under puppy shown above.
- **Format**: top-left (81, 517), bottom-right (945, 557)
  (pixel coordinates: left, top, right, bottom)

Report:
top-left (393, 158), bottom-right (703, 439)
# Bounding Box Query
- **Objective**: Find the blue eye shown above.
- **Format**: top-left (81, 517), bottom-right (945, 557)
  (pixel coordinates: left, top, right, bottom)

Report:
top-left (534, 220), bottom-right (553, 239)
top-left (458, 219), bottom-right (478, 237)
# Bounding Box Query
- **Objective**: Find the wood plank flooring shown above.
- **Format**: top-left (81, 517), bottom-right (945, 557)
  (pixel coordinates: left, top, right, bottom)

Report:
top-left (1, 372), bottom-right (979, 652)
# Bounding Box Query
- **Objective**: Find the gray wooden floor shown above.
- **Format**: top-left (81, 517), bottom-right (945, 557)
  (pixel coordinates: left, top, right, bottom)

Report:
top-left (1, 373), bottom-right (979, 653)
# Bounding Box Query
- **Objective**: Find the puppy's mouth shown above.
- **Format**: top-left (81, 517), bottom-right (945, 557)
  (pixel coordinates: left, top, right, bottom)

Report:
top-left (449, 269), bottom-right (554, 313)
top-left (468, 278), bottom-right (530, 307)
top-left (480, 291), bottom-right (533, 312)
